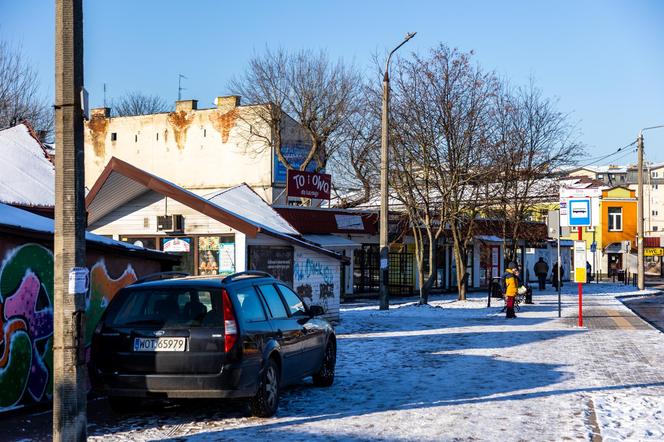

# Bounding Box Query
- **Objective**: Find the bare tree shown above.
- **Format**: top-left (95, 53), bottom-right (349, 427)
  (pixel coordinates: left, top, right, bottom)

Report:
top-left (0, 40), bottom-right (53, 138)
top-left (488, 80), bottom-right (580, 264)
top-left (390, 45), bottom-right (498, 301)
top-left (111, 91), bottom-right (171, 116)
top-left (229, 48), bottom-right (360, 173)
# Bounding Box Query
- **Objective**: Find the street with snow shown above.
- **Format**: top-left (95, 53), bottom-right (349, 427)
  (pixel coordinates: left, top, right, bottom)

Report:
top-left (9, 283), bottom-right (664, 441)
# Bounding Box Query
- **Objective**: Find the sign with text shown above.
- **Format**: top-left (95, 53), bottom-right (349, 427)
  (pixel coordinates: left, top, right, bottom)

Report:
top-left (568, 198), bottom-right (592, 227)
top-left (573, 240), bottom-right (587, 283)
top-left (287, 169), bottom-right (331, 200)
top-left (645, 247), bottom-right (664, 257)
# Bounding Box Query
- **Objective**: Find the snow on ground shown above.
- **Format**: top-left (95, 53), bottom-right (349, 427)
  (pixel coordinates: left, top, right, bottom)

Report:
top-left (86, 284), bottom-right (664, 441)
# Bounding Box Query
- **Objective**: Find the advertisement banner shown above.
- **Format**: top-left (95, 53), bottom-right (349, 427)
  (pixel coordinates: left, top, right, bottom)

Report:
top-left (287, 169), bottom-right (331, 200)
top-left (273, 144), bottom-right (320, 183)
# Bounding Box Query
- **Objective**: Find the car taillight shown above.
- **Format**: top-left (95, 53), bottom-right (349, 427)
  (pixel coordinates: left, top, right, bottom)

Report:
top-left (222, 288), bottom-right (237, 352)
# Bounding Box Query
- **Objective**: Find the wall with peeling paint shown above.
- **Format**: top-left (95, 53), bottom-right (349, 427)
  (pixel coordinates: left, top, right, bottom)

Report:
top-left (84, 102), bottom-right (309, 205)
top-left (0, 236), bottom-right (166, 413)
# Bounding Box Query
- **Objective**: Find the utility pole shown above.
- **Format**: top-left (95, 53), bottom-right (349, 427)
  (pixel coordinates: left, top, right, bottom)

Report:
top-left (637, 132), bottom-right (645, 290)
top-left (637, 125), bottom-right (664, 290)
top-left (54, 0), bottom-right (87, 440)
top-left (379, 32), bottom-right (416, 310)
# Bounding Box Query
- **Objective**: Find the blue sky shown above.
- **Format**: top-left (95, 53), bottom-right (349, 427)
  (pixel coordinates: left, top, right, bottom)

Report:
top-left (2, 0), bottom-right (663, 162)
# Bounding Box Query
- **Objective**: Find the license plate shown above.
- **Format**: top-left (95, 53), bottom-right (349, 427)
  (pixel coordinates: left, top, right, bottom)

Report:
top-left (133, 337), bottom-right (186, 352)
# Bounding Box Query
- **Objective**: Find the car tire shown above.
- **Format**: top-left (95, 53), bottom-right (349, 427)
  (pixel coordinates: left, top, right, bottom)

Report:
top-left (312, 339), bottom-right (336, 387)
top-left (250, 358), bottom-right (280, 417)
top-left (108, 395), bottom-right (143, 413)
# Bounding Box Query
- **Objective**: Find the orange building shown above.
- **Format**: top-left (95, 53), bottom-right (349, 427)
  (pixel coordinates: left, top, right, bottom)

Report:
top-left (600, 186), bottom-right (636, 276)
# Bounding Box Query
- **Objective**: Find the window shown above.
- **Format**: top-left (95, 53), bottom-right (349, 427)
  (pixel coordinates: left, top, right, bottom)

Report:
top-left (653, 171), bottom-right (659, 178)
top-left (105, 288), bottom-right (221, 327)
top-left (608, 207), bottom-right (623, 231)
top-left (135, 134), bottom-right (138, 142)
top-left (234, 286), bottom-right (266, 322)
top-left (258, 284), bottom-right (288, 319)
top-left (597, 174), bottom-right (604, 179)
top-left (156, 132), bottom-right (159, 141)
top-left (277, 284), bottom-right (307, 316)
top-left (654, 226), bottom-right (659, 232)
top-left (203, 128), bottom-right (207, 137)
top-left (110, 132), bottom-right (117, 141)
top-left (620, 176), bottom-right (625, 182)
top-left (653, 210), bottom-right (659, 216)
top-left (655, 185), bottom-right (659, 190)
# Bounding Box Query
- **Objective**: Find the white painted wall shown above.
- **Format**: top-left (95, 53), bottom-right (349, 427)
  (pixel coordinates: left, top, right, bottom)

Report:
top-left (293, 247), bottom-right (341, 322)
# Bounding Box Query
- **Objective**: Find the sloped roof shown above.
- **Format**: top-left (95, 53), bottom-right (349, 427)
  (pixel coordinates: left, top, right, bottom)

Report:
top-left (86, 157), bottom-right (345, 261)
top-left (0, 123), bottom-right (55, 207)
top-left (0, 202), bottom-right (176, 261)
top-left (275, 206), bottom-right (378, 234)
top-left (206, 186), bottom-right (299, 236)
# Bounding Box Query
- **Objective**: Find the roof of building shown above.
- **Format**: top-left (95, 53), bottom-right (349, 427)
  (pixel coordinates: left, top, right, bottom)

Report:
top-left (0, 202), bottom-right (177, 260)
top-left (86, 157), bottom-right (346, 261)
top-left (0, 123), bottom-right (55, 207)
top-left (274, 206), bottom-right (378, 235)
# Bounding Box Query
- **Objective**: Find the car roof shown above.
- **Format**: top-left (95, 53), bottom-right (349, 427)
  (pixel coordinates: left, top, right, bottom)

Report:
top-left (126, 275), bottom-right (277, 291)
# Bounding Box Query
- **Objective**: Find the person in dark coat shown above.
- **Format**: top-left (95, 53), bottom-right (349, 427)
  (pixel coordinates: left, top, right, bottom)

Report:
top-left (551, 261), bottom-right (564, 290)
top-left (533, 257), bottom-right (549, 291)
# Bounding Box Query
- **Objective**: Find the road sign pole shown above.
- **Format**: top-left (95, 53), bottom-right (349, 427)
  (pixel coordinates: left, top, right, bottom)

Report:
top-left (578, 227), bottom-right (583, 327)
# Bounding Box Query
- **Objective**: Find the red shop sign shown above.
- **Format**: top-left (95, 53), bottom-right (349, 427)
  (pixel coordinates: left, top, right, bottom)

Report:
top-left (286, 169), bottom-right (331, 200)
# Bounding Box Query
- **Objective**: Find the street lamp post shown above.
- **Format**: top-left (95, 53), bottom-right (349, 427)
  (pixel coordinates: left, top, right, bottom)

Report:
top-left (637, 124), bottom-right (664, 290)
top-left (379, 32), bottom-right (416, 310)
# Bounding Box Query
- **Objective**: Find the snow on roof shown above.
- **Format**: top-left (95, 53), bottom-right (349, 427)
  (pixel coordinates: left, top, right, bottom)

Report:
top-left (205, 184), bottom-right (300, 236)
top-left (0, 201), bottom-right (144, 251)
top-left (0, 124), bottom-right (55, 207)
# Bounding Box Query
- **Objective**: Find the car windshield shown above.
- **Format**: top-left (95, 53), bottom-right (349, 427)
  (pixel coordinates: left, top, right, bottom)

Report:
top-left (105, 288), bottom-right (223, 328)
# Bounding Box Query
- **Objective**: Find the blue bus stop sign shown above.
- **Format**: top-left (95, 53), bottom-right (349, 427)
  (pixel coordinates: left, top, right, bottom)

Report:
top-left (568, 198), bottom-right (592, 227)
top-left (590, 242), bottom-right (597, 253)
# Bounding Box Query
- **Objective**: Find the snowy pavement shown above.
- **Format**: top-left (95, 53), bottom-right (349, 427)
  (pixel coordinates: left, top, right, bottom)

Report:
top-left (8, 283), bottom-right (664, 441)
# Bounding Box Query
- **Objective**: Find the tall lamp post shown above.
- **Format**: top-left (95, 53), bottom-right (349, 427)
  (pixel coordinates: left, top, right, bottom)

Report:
top-left (379, 32), bottom-right (416, 310)
top-left (637, 124), bottom-right (664, 290)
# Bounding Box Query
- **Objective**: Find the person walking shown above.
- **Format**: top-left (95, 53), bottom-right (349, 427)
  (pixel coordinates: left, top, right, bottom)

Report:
top-left (552, 261), bottom-right (564, 290)
top-left (533, 257), bottom-right (549, 291)
top-left (502, 261), bottom-right (520, 319)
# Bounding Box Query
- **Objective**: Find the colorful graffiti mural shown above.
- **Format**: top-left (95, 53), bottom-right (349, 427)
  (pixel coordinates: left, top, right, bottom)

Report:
top-left (0, 243), bottom-right (137, 412)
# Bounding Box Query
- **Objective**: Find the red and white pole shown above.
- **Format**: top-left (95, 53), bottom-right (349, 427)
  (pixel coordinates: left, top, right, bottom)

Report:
top-left (578, 226), bottom-right (583, 327)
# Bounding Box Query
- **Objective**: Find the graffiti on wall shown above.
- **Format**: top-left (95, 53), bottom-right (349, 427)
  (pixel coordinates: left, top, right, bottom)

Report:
top-left (0, 243), bottom-right (137, 411)
top-left (293, 252), bottom-right (337, 312)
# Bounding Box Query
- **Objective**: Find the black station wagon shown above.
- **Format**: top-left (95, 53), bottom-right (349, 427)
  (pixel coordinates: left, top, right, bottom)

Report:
top-left (90, 271), bottom-right (336, 417)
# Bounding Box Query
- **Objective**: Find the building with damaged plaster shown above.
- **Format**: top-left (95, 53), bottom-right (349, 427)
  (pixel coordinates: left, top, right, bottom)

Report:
top-left (84, 96), bottom-right (314, 204)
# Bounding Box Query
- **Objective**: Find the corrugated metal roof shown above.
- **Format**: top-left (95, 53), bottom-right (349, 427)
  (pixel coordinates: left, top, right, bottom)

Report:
top-left (275, 207), bottom-right (378, 234)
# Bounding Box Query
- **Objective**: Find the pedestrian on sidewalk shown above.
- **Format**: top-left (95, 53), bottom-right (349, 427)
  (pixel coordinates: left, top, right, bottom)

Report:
top-left (502, 261), bottom-right (520, 319)
top-left (552, 261), bottom-right (564, 290)
top-left (534, 257), bottom-right (549, 291)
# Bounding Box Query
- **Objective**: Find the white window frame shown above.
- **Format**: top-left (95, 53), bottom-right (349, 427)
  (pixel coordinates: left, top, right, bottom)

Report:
top-left (608, 207), bottom-right (623, 232)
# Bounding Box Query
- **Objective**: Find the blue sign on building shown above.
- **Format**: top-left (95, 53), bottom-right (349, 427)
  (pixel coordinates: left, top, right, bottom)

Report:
top-left (568, 198), bottom-right (592, 227)
top-left (273, 144), bottom-right (321, 184)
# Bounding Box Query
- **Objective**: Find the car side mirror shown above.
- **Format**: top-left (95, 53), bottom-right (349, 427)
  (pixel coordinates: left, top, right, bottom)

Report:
top-left (309, 305), bottom-right (325, 317)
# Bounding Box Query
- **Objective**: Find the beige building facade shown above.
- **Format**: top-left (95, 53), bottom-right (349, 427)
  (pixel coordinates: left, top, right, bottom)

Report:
top-left (84, 96), bottom-right (310, 204)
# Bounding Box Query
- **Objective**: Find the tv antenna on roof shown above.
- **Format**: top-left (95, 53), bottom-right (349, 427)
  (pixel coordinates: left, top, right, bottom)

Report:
top-left (178, 74), bottom-right (187, 101)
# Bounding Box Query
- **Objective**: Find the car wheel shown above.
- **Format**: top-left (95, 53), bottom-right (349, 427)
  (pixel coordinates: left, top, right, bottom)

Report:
top-left (312, 339), bottom-right (336, 387)
top-left (107, 395), bottom-right (143, 413)
top-left (250, 358), bottom-right (280, 417)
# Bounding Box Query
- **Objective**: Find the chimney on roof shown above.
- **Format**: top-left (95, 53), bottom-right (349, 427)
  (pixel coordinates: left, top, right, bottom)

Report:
top-left (175, 99), bottom-right (198, 112)
top-left (214, 95), bottom-right (240, 114)
top-left (91, 107), bottom-right (111, 118)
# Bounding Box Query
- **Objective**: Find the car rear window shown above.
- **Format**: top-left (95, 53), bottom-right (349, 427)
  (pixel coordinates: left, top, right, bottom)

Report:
top-left (105, 288), bottom-right (223, 328)
top-left (257, 284), bottom-right (288, 319)
top-left (234, 286), bottom-right (267, 322)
